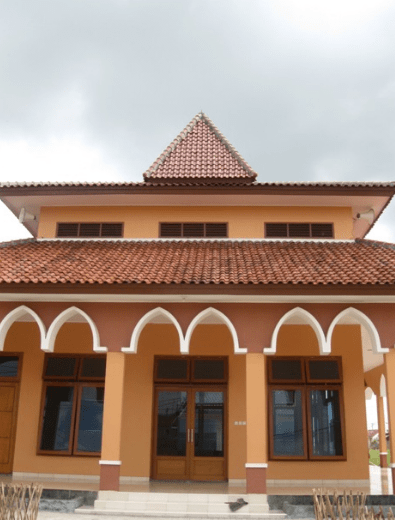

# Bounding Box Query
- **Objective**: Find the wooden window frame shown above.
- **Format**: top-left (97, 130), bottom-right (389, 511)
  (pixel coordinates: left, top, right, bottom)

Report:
top-left (154, 356), bottom-right (228, 385)
top-left (159, 223), bottom-right (228, 238)
top-left (265, 222), bottom-right (334, 239)
top-left (56, 222), bottom-right (124, 238)
top-left (38, 354), bottom-right (105, 457)
top-left (268, 357), bottom-right (306, 384)
top-left (0, 352), bottom-right (23, 382)
top-left (268, 357), bottom-right (346, 461)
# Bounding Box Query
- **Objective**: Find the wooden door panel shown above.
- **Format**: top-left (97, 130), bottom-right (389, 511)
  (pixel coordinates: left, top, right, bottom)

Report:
top-left (0, 386), bottom-right (15, 411)
top-left (0, 438), bottom-right (11, 464)
top-left (0, 384), bottom-right (18, 474)
top-left (0, 412), bottom-right (12, 437)
top-left (155, 458), bottom-right (187, 479)
top-left (190, 458), bottom-right (225, 481)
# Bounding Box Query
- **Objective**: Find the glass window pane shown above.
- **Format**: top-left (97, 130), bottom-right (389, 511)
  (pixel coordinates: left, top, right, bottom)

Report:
top-left (80, 358), bottom-right (106, 379)
top-left (76, 386), bottom-right (104, 452)
top-left (309, 360), bottom-right (340, 381)
top-left (156, 359), bottom-right (188, 380)
top-left (194, 392), bottom-right (224, 457)
top-left (45, 357), bottom-right (77, 378)
top-left (156, 391), bottom-right (187, 456)
top-left (272, 389), bottom-right (304, 456)
top-left (0, 356), bottom-right (19, 377)
top-left (193, 360), bottom-right (224, 380)
top-left (310, 389), bottom-right (343, 456)
top-left (40, 386), bottom-right (74, 451)
top-left (271, 359), bottom-right (303, 381)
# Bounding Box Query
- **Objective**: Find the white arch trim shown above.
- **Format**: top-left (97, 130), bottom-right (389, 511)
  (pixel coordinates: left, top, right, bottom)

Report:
top-left (184, 307), bottom-right (245, 354)
top-left (326, 307), bottom-right (387, 355)
top-left (265, 307), bottom-right (328, 355)
top-left (44, 306), bottom-right (106, 352)
top-left (380, 374), bottom-right (387, 397)
top-left (0, 306), bottom-right (46, 351)
top-left (365, 387), bottom-right (374, 400)
top-left (123, 307), bottom-right (185, 354)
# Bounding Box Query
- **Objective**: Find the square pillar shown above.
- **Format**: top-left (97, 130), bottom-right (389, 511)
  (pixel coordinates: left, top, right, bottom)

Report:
top-left (377, 395), bottom-right (388, 468)
top-left (100, 352), bottom-right (126, 491)
top-left (245, 353), bottom-right (268, 493)
top-left (384, 351), bottom-right (395, 491)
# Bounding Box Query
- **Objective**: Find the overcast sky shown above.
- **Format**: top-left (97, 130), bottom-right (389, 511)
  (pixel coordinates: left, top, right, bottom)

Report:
top-left (1, 0), bottom-right (393, 426)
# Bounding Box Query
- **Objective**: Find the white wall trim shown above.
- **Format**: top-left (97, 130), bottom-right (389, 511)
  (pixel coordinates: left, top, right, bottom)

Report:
top-left (245, 463), bottom-right (268, 468)
top-left (122, 307), bottom-right (185, 354)
top-left (3, 293), bottom-right (395, 304)
top-left (327, 307), bottom-right (388, 354)
top-left (44, 306), bottom-right (106, 352)
top-left (0, 305), bottom-right (46, 351)
top-left (99, 460), bottom-right (121, 465)
top-left (38, 238), bottom-right (355, 243)
top-left (184, 307), bottom-right (246, 354)
top-left (265, 307), bottom-right (328, 355)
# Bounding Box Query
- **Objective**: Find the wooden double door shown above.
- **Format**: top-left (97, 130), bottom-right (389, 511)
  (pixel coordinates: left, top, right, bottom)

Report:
top-left (152, 385), bottom-right (226, 481)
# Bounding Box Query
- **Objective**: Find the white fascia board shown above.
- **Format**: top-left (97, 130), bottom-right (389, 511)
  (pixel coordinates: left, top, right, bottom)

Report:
top-left (1, 293), bottom-right (395, 303)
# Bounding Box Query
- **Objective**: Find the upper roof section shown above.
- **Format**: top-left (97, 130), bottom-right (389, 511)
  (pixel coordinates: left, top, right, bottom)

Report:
top-left (143, 112), bottom-right (258, 183)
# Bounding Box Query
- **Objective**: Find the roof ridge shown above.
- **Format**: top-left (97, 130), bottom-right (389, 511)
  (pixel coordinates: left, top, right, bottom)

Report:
top-left (143, 112), bottom-right (257, 182)
top-left (0, 238), bottom-right (36, 248)
top-left (356, 238), bottom-right (395, 250)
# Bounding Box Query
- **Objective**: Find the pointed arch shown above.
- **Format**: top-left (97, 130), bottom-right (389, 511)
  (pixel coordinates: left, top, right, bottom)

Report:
top-left (0, 306), bottom-right (46, 351)
top-left (327, 307), bottom-right (387, 355)
top-left (380, 374), bottom-right (387, 397)
top-left (365, 387), bottom-right (374, 400)
top-left (124, 307), bottom-right (185, 354)
top-left (44, 306), bottom-right (105, 353)
top-left (265, 307), bottom-right (327, 355)
top-left (184, 307), bottom-right (244, 354)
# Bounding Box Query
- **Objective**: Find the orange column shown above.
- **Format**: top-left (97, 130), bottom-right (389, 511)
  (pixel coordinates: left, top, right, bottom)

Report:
top-left (377, 395), bottom-right (388, 468)
top-left (245, 353), bottom-right (268, 493)
top-left (384, 351), bottom-right (395, 491)
top-left (99, 352), bottom-right (126, 491)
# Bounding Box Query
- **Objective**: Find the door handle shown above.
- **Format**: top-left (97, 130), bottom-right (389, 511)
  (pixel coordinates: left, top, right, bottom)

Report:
top-left (191, 429), bottom-right (194, 443)
top-left (187, 429), bottom-right (190, 443)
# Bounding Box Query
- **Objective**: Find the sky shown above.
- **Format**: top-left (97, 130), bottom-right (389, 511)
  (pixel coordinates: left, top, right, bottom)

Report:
top-left (1, 0), bottom-right (395, 426)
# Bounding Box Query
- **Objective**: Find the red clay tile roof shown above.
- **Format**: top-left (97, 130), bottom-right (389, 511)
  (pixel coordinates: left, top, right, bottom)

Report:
top-left (1, 238), bottom-right (395, 287)
top-left (143, 112), bottom-right (258, 183)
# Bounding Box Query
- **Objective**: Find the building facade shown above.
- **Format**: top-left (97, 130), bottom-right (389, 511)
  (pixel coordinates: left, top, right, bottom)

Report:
top-left (0, 113), bottom-right (395, 493)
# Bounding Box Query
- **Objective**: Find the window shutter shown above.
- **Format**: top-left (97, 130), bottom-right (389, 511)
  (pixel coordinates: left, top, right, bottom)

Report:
top-left (183, 223), bottom-right (205, 237)
top-left (311, 223), bottom-right (333, 238)
top-left (265, 223), bottom-right (288, 238)
top-left (288, 223), bottom-right (310, 238)
top-left (205, 223), bottom-right (228, 237)
top-left (57, 223), bottom-right (79, 237)
top-left (101, 223), bottom-right (123, 237)
top-left (160, 223), bottom-right (182, 237)
top-left (79, 223), bottom-right (101, 237)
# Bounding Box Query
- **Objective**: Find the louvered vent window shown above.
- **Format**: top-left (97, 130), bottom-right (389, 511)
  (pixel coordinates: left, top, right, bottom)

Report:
top-left (265, 223), bottom-right (334, 239)
top-left (160, 223), bottom-right (228, 238)
top-left (57, 223), bottom-right (123, 238)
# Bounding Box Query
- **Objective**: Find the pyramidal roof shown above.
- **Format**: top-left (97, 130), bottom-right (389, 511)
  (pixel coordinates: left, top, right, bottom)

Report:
top-left (143, 112), bottom-right (257, 184)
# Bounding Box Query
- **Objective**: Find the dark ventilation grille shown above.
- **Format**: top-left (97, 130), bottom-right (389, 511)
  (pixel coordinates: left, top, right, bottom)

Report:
top-left (183, 223), bottom-right (205, 237)
top-left (160, 223), bottom-right (182, 237)
top-left (289, 223), bottom-right (310, 238)
top-left (311, 223), bottom-right (334, 238)
top-left (160, 223), bottom-right (228, 238)
top-left (265, 223), bottom-right (334, 239)
top-left (57, 222), bottom-right (124, 238)
top-left (206, 223), bottom-right (228, 237)
top-left (265, 223), bottom-right (287, 238)
top-left (79, 223), bottom-right (101, 237)
top-left (57, 223), bottom-right (79, 237)
top-left (101, 223), bottom-right (123, 237)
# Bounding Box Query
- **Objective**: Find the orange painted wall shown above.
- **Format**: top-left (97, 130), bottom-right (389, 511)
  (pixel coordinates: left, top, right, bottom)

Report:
top-left (119, 324), bottom-right (246, 480)
top-left (3, 320), bottom-right (367, 481)
top-left (5, 322), bottom-right (100, 476)
top-left (267, 324), bottom-right (369, 481)
top-left (38, 206), bottom-right (353, 239)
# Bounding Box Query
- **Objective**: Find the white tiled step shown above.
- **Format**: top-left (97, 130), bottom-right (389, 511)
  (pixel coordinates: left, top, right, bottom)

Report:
top-left (76, 510), bottom-right (287, 520)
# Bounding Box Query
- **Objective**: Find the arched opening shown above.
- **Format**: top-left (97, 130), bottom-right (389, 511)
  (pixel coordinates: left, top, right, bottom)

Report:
top-left (184, 307), bottom-right (243, 354)
top-left (265, 307), bottom-right (327, 355)
top-left (125, 307), bottom-right (184, 354)
top-left (0, 306), bottom-right (45, 351)
top-left (44, 306), bottom-right (104, 352)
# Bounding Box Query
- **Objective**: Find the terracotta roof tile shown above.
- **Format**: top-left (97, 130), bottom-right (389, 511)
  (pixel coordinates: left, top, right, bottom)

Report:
top-left (0, 238), bottom-right (395, 287)
top-left (143, 112), bottom-right (258, 183)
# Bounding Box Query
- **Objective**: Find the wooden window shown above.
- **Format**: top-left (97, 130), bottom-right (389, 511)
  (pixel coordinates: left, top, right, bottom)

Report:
top-left (159, 223), bottom-right (228, 238)
top-left (268, 357), bottom-right (345, 460)
top-left (265, 223), bottom-right (334, 239)
top-left (38, 355), bottom-right (105, 456)
top-left (0, 354), bottom-right (22, 380)
top-left (56, 223), bottom-right (123, 238)
top-left (154, 357), bottom-right (227, 384)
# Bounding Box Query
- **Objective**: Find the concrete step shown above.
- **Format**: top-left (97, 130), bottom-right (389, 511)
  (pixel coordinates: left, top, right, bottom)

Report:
top-left (74, 491), bottom-right (287, 519)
